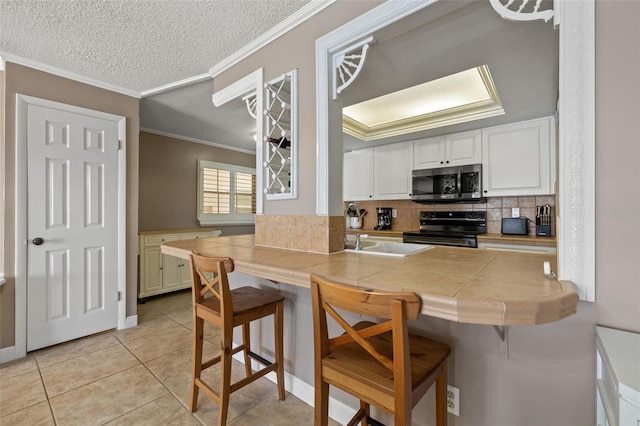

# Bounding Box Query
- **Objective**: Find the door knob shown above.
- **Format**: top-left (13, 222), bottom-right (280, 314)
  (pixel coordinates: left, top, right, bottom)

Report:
top-left (32, 237), bottom-right (44, 245)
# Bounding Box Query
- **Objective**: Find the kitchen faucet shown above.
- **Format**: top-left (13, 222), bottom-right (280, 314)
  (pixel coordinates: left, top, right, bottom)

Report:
top-left (344, 202), bottom-right (360, 246)
top-left (354, 233), bottom-right (369, 250)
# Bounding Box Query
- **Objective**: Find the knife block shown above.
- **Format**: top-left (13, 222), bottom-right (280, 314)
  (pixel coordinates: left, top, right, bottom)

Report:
top-left (536, 225), bottom-right (551, 237)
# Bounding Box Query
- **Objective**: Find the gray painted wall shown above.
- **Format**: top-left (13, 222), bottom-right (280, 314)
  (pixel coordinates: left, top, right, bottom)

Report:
top-left (138, 131), bottom-right (256, 235)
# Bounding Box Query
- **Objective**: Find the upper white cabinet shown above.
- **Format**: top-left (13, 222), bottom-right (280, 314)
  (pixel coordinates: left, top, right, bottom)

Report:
top-left (343, 148), bottom-right (374, 200)
top-left (413, 130), bottom-right (482, 170)
top-left (482, 117), bottom-right (556, 197)
top-left (373, 142), bottom-right (413, 200)
top-left (344, 142), bottom-right (413, 201)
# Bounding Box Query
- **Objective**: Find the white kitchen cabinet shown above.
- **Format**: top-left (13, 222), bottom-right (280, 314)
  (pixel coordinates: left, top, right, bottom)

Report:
top-left (373, 142), bottom-right (413, 200)
top-left (343, 148), bottom-right (374, 201)
top-left (138, 229), bottom-right (221, 301)
top-left (344, 142), bottom-right (413, 201)
top-left (413, 130), bottom-right (482, 170)
top-left (595, 326), bottom-right (640, 426)
top-left (481, 116), bottom-right (556, 197)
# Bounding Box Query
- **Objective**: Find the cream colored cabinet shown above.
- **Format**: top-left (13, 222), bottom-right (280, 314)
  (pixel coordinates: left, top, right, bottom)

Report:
top-left (481, 117), bottom-right (556, 197)
top-left (344, 142), bottom-right (413, 201)
top-left (413, 130), bottom-right (482, 170)
top-left (138, 230), bottom-right (220, 301)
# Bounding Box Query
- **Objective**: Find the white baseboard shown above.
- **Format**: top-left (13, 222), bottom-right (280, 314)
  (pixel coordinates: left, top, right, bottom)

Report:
top-left (124, 315), bottom-right (138, 329)
top-left (0, 345), bottom-right (16, 364)
top-left (233, 353), bottom-right (357, 424)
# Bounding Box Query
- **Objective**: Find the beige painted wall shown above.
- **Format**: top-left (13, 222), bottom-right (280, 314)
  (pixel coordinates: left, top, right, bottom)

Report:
top-left (138, 131), bottom-right (256, 234)
top-left (214, 0), bottom-right (385, 216)
top-left (0, 63), bottom-right (140, 348)
top-left (216, 1), bottom-right (640, 425)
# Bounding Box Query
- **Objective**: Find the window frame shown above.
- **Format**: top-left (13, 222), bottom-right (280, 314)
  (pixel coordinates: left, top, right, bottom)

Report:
top-left (197, 160), bottom-right (256, 225)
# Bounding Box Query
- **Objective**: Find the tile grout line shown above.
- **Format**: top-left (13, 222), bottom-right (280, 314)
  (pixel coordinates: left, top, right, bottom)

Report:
top-left (34, 355), bottom-right (58, 425)
top-left (113, 311), bottom-right (207, 425)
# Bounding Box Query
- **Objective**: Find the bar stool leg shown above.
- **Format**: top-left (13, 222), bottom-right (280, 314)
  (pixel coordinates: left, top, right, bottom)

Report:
top-left (314, 379), bottom-right (329, 426)
top-left (275, 300), bottom-right (285, 400)
top-left (435, 362), bottom-right (448, 426)
top-left (190, 316), bottom-right (204, 412)
top-left (360, 401), bottom-right (369, 426)
top-left (242, 323), bottom-right (252, 377)
top-left (218, 335), bottom-right (233, 426)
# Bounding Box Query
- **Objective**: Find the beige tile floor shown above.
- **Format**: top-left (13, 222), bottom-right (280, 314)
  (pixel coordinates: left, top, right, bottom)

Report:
top-left (0, 289), bottom-right (337, 425)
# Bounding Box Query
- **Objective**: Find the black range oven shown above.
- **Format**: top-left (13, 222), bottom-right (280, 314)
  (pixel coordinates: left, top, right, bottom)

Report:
top-left (403, 211), bottom-right (486, 248)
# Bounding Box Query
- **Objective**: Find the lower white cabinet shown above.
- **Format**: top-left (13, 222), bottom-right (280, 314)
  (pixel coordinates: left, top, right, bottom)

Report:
top-left (482, 116), bottom-right (556, 197)
top-left (138, 229), bottom-right (221, 301)
top-left (595, 326), bottom-right (640, 426)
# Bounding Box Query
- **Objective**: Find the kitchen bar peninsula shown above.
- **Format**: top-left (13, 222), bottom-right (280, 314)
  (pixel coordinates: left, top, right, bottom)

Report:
top-left (161, 235), bottom-right (578, 326)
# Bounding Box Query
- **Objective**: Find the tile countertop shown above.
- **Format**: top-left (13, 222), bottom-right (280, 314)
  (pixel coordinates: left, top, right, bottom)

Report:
top-left (161, 234), bottom-right (578, 326)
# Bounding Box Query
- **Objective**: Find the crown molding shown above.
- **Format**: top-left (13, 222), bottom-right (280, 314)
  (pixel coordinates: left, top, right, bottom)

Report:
top-left (140, 128), bottom-right (256, 155)
top-left (0, 51), bottom-right (140, 98)
top-left (140, 73), bottom-right (211, 97)
top-left (343, 100), bottom-right (505, 141)
top-left (208, 0), bottom-right (337, 78)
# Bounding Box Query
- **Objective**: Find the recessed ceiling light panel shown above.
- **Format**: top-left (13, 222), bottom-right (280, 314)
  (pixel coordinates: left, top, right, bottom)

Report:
top-left (343, 65), bottom-right (504, 141)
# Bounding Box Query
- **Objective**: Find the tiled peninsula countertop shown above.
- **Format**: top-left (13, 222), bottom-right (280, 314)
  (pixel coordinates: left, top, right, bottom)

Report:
top-left (161, 234), bottom-right (578, 326)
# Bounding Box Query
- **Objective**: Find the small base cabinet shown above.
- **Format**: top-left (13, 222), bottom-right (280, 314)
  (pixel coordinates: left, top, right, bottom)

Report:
top-left (138, 229), bottom-right (221, 301)
top-left (595, 326), bottom-right (640, 426)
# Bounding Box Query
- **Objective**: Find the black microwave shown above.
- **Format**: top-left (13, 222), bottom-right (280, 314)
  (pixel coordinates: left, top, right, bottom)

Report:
top-left (412, 164), bottom-right (484, 203)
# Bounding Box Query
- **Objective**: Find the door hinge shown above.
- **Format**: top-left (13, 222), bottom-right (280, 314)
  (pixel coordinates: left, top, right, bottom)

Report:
top-left (118, 140), bottom-right (123, 150)
top-left (117, 291), bottom-right (122, 301)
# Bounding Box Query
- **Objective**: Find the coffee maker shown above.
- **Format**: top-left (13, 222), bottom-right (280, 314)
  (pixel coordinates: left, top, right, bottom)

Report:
top-left (374, 207), bottom-right (392, 230)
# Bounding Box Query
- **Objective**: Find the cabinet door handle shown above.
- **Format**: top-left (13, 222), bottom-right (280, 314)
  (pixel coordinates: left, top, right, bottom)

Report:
top-left (440, 161), bottom-right (444, 164)
top-left (159, 267), bottom-right (163, 270)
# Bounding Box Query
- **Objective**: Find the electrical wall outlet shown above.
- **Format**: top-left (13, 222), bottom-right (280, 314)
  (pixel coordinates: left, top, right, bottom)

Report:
top-left (447, 385), bottom-right (460, 416)
top-left (392, 209), bottom-right (397, 218)
top-left (511, 207), bottom-right (520, 218)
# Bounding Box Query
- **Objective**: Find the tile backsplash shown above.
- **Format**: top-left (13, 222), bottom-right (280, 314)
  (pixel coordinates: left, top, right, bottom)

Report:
top-left (346, 196), bottom-right (556, 236)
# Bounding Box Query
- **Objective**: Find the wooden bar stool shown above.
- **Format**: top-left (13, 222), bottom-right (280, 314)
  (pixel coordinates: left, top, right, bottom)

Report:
top-left (310, 273), bottom-right (451, 426)
top-left (189, 253), bottom-right (286, 425)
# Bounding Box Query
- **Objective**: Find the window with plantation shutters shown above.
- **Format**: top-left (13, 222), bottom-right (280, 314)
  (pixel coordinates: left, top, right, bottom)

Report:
top-left (198, 160), bottom-right (256, 225)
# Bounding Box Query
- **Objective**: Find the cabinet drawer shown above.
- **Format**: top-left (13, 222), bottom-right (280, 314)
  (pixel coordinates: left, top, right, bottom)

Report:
top-left (144, 234), bottom-right (180, 246)
top-left (181, 231), bottom-right (212, 240)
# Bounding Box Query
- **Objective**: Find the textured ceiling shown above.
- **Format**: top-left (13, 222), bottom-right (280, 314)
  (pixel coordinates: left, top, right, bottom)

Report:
top-left (0, 0), bottom-right (311, 93)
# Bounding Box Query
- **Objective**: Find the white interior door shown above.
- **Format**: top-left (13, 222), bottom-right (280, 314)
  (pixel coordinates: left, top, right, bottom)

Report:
top-left (27, 103), bottom-right (120, 351)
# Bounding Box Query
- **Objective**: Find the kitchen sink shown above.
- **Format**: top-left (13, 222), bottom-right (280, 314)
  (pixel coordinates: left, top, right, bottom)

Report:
top-left (344, 242), bottom-right (433, 257)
